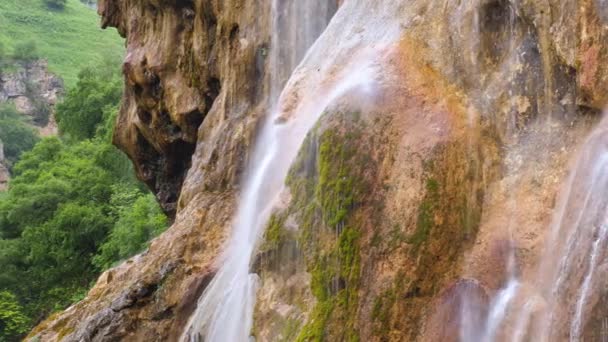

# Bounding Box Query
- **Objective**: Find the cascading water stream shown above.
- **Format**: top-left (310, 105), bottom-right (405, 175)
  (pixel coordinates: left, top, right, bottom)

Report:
top-left (180, 56), bottom-right (379, 342)
top-left (457, 1), bottom-right (608, 340)
top-left (533, 118), bottom-right (608, 341)
top-left (460, 116), bottom-right (608, 342)
top-left (180, 2), bottom-right (384, 341)
top-left (458, 0), bottom-right (525, 340)
top-left (182, 58), bottom-right (374, 341)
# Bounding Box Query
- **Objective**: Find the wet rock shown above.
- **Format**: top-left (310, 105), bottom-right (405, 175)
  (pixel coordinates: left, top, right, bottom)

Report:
top-left (29, 0), bottom-right (608, 341)
top-left (426, 279), bottom-right (490, 342)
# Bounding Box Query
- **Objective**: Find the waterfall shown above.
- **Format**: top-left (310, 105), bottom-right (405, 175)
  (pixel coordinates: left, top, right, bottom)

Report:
top-left (179, 2), bottom-right (385, 341)
top-left (456, 0), bottom-right (608, 340)
top-left (180, 55), bottom-right (379, 341)
top-left (533, 117), bottom-right (608, 341)
top-left (458, 116), bottom-right (608, 342)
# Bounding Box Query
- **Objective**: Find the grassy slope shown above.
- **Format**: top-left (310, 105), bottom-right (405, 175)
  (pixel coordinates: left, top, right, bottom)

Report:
top-left (0, 0), bottom-right (123, 87)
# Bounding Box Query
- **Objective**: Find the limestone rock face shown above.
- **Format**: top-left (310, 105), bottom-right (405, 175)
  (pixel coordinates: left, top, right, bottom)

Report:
top-left (29, 0), bottom-right (608, 341)
top-left (100, 0), bottom-right (273, 217)
top-left (30, 0), bottom-right (274, 340)
top-left (0, 60), bottom-right (63, 127)
top-left (252, 0), bottom-right (608, 340)
top-left (0, 60), bottom-right (63, 190)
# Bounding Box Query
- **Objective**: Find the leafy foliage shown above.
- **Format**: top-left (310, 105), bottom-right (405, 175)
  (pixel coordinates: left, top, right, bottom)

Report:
top-left (93, 192), bottom-right (167, 270)
top-left (0, 291), bottom-right (30, 342)
top-left (55, 60), bottom-right (122, 140)
top-left (0, 64), bottom-right (166, 340)
top-left (44, 0), bottom-right (68, 10)
top-left (0, 104), bottom-right (39, 167)
top-left (11, 41), bottom-right (39, 62)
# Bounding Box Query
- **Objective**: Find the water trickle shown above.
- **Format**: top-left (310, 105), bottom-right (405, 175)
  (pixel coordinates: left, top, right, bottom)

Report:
top-left (180, 57), bottom-right (379, 342)
top-left (481, 279), bottom-right (519, 342)
top-left (179, 2), bottom-right (385, 341)
top-left (461, 116), bottom-right (608, 342)
top-left (534, 118), bottom-right (608, 341)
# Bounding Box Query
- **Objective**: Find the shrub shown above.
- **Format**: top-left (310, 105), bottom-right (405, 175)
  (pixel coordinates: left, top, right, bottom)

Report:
top-left (12, 41), bottom-right (38, 62)
top-left (93, 193), bottom-right (167, 270)
top-left (0, 105), bottom-right (39, 167)
top-left (55, 61), bottom-right (122, 141)
top-left (0, 42), bottom-right (5, 61)
top-left (44, 0), bottom-right (67, 10)
top-left (0, 291), bottom-right (29, 341)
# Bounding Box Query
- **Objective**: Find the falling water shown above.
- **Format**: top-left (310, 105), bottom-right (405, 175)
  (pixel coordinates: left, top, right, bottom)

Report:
top-left (482, 279), bottom-right (519, 342)
top-left (270, 0), bottom-right (338, 101)
top-left (459, 116), bottom-right (608, 342)
top-left (534, 117), bottom-right (608, 341)
top-left (179, 2), bottom-right (383, 341)
top-left (459, 0), bottom-right (526, 339)
top-left (180, 53), bottom-right (378, 342)
top-left (457, 0), bottom-right (608, 333)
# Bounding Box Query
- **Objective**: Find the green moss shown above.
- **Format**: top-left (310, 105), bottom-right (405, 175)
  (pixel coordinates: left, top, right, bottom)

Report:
top-left (280, 317), bottom-right (304, 342)
top-left (338, 227), bottom-right (360, 279)
top-left (287, 113), bottom-right (368, 342)
top-left (295, 300), bottom-right (334, 342)
top-left (316, 128), bottom-right (358, 229)
top-left (262, 214), bottom-right (287, 252)
top-left (408, 178), bottom-right (440, 249)
top-left (371, 287), bottom-right (396, 336)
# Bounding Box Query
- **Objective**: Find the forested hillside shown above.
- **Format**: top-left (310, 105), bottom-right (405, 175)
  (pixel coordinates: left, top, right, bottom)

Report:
top-left (0, 62), bottom-right (168, 342)
top-left (0, 2), bottom-right (167, 341)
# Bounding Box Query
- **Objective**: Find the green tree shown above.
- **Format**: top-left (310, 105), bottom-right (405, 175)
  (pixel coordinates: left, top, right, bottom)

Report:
top-left (0, 138), bottom-right (127, 317)
top-left (93, 192), bottom-right (167, 270)
top-left (0, 42), bottom-right (6, 74)
top-left (23, 204), bottom-right (111, 295)
top-left (55, 61), bottom-right (122, 141)
top-left (0, 291), bottom-right (29, 342)
top-left (0, 139), bottom-right (114, 234)
top-left (0, 105), bottom-right (39, 167)
top-left (0, 132), bottom-right (165, 321)
top-left (12, 41), bottom-right (38, 62)
top-left (11, 137), bottom-right (62, 177)
top-left (0, 62), bottom-right (167, 330)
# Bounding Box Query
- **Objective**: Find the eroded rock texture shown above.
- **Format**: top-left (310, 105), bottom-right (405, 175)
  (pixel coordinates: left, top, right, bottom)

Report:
top-left (30, 0), bottom-right (274, 340)
top-left (103, 0), bottom-right (272, 217)
top-left (253, 1), bottom-right (608, 341)
top-left (29, 0), bottom-right (608, 341)
top-left (0, 60), bottom-right (63, 190)
top-left (0, 60), bottom-right (63, 124)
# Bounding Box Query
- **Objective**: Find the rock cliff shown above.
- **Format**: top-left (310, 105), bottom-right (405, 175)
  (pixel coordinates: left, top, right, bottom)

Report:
top-left (0, 60), bottom-right (63, 129)
top-left (29, 0), bottom-right (608, 341)
top-left (0, 59), bottom-right (63, 190)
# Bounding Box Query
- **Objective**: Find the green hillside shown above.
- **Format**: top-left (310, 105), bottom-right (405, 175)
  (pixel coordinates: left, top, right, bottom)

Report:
top-left (0, 0), bottom-right (123, 87)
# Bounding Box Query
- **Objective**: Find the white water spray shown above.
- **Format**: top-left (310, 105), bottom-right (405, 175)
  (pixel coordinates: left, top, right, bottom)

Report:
top-left (180, 3), bottom-right (383, 337)
top-left (468, 116), bottom-right (608, 342)
top-left (181, 57), bottom-right (379, 342)
top-left (571, 219), bottom-right (608, 340)
top-left (481, 279), bottom-right (519, 342)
